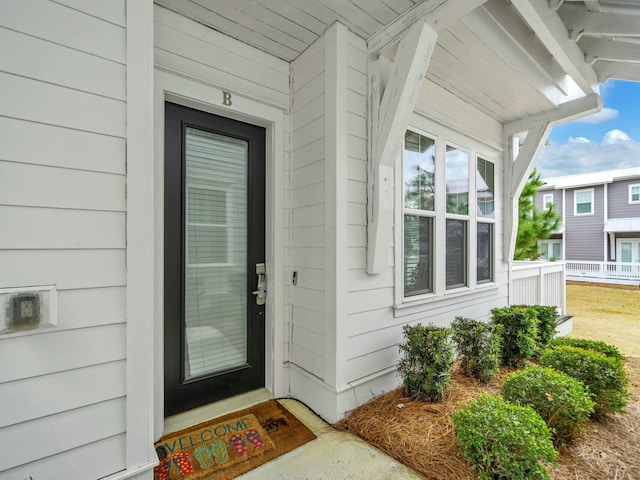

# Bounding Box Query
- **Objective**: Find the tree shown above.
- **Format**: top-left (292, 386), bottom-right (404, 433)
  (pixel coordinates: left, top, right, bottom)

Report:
top-left (514, 169), bottom-right (561, 260)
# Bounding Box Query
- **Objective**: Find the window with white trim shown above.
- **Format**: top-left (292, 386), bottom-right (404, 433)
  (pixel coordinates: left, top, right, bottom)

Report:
top-left (617, 239), bottom-right (640, 263)
top-left (574, 188), bottom-right (594, 215)
top-left (629, 184), bottom-right (640, 204)
top-left (539, 240), bottom-right (562, 261)
top-left (543, 193), bottom-right (554, 211)
top-left (401, 126), bottom-right (496, 302)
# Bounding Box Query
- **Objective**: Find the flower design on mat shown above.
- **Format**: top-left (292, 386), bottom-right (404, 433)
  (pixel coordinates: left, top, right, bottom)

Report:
top-left (153, 457), bottom-right (171, 480)
top-left (172, 452), bottom-right (194, 475)
top-left (229, 433), bottom-right (248, 456)
top-left (245, 429), bottom-right (265, 449)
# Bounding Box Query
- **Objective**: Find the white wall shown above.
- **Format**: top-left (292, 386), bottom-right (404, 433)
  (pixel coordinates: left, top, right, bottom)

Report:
top-left (290, 32), bottom-right (327, 380)
top-left (0, 1), bottom-right (128, 478)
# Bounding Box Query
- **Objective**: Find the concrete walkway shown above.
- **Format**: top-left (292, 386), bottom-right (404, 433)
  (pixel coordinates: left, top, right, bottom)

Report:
top-left (237, 399), bottom-right (425, 480)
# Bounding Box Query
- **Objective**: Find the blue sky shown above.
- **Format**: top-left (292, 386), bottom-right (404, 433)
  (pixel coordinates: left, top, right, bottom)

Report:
top-left (536, 80), bottom-right (640, 178)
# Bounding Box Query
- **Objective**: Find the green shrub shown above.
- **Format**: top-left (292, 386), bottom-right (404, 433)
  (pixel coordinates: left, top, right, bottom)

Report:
top-left (502, 366), bottom-right (594, 446)
top-left (397, 323), bottom-right (454, 401)
top-left (548, 338), bottom-right (625, 364)
top-left (491, 306), bottom-right (538, 368)
top-left (451, 317), bottom-right (502, 383)
top-left (512, 305), bottom-right (558, 354)
top-left (453, 394), bottom-right (558, 480)
top-left (539, 345), bottom-right (630, 417)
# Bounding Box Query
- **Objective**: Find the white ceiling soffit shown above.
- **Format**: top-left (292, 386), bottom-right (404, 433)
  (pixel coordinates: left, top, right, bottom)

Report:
top-left (555, 0), bottom-right (640, 83)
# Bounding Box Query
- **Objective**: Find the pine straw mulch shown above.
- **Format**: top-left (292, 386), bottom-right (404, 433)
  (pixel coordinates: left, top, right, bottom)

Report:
top-left (336, 357), bottom-right (640, 480)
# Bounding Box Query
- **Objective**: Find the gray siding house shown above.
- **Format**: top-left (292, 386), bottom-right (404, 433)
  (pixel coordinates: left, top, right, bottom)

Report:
top-left (536, 167), bottom-right (640, 266)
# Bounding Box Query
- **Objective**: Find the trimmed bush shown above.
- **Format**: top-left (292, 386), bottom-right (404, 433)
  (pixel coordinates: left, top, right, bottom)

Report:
top-left (397, 323), bottom-right (454, 401)
top-left (451, 317), bottom-right (502, 383)
top-left (548, 337), bottom-right (625, 364)
top-left (502, 366), bottom-right (594, 445)
top-left (491, 306), bottom-right (538, 367)
top-left (453, 394), bottom-right (558, 480)
top-left (512, 305), bottom-right (558, 354)
top-left (539, 345), bottom-right (630, 417)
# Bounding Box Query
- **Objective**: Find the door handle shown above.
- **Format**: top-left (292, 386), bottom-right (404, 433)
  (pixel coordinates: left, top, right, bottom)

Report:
top-left (252, 263), bottom-right (267, 305)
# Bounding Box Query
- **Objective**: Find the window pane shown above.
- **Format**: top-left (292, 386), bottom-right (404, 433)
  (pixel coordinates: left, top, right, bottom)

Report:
top-left (477, 223), bottom-right (493, 283)
top-left (404, 215), bottom-right (433, 296)
top-left (539, 242), bottom-right (549, 259)
top-left (552, 242), bottom-right (561, 260)
top-left (631, 186), bottom-right (640, 202)
top-left (404, 131), bottom-right (435, 211)
top-left (621, 242), bottom-right (632, 262)
top-left (476, 158), bottom-right (494, 218)
top-left (446, 146), bottom-right (469, 215)
top-left (576, 190), bottom-right (592, 214)
top-left (446, 219), bottom-right (467, 289)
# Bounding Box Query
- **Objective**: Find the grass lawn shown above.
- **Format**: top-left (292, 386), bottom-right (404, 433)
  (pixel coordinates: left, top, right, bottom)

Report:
top-left (566, 282), bottom-right (640, 357)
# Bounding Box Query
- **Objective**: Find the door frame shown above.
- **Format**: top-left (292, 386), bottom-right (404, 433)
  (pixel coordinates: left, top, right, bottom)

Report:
top-left (153, 70), bottom-right (287, 437)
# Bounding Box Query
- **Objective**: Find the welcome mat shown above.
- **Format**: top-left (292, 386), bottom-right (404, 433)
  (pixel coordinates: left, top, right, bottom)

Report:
top-left (154, 400), bottom-right (316, 479)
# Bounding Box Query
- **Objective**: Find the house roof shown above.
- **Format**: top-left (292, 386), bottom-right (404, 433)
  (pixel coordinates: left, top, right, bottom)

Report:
top-left (540, 166), bottom-right (640, 189)
top-left (604, 217), bottom-right (640, 233)
top-left (154, 0), bottom-right (640, 124)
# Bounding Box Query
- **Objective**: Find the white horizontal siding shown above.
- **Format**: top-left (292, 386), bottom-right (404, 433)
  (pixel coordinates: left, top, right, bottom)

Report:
top-left (0, 324), bottom-right (126, 384)
top-left (290, 33), bottom-right (327, 380)
top-left (2, 434), bottom-right (126, 480)
top-left (0, 161), bottom-right (125, 212)
top-left (1, 72), bottom-right (125, 137)
top-left (0, 0), bottom-right (126, 63)
top-left (0, 27), bottom-right (125, 101)
top-left (154, 6), bottom-right (289, 109)
top-left (0, 117), bottom-right (125, 174)
top-left (0, 207), bottom-right (125, 250)
top-left (0, 361), bottom-right (126, 428)
top-left (0, 397), bottom-right (126, 472)
top-left (0, 2), bottom-right (127, 477)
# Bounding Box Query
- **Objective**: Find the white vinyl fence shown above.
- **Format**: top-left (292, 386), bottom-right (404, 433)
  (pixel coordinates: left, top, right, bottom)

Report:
top-left (510, 261), bottom-right (566, 315)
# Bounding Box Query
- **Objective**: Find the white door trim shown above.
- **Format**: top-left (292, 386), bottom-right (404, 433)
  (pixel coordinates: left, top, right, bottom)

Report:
top-left (153, 69), bottom-right (287, 438)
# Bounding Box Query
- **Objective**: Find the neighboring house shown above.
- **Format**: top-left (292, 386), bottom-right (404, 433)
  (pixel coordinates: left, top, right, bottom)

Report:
top-left (535, 168), bottom-right (640, 267)
top-left (1, 1), bottom-right (640, 479)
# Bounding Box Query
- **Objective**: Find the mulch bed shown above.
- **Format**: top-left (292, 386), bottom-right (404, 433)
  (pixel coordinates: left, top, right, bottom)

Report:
top-left (336, 358), bottom-right (640, 480)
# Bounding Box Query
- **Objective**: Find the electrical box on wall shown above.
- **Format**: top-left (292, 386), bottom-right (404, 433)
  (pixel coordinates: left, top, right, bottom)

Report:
top-left (1, 285), bottom-right (57, 335)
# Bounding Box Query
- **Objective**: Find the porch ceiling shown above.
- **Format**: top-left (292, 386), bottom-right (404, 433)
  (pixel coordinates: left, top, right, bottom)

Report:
top-left (154, 0), bottom-right (640, 123)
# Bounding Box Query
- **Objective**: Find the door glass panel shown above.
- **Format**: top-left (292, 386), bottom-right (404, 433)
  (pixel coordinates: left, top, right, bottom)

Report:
top-left (620, 242), bottom-right (632, 263)
top-left (184, 127), bottom-right (248, 381)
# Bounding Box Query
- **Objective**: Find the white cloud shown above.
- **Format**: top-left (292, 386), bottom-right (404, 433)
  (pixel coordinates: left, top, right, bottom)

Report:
top-left (568, 136), bottom-right (591, 144)
top-left (575, 107), bottom-right (619, 124)
top-left (536, 130), bottom-right (640, 178)
top-left (602, 129), bottom-right (631, 144)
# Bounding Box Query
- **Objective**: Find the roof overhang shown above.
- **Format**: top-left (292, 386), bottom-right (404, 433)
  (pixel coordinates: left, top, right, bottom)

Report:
top-left (604, 217), bottom-right (640, 233)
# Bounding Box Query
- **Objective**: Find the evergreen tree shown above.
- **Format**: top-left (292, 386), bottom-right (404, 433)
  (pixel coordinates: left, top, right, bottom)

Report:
top-left (514, 169), bottom-right (561, 260)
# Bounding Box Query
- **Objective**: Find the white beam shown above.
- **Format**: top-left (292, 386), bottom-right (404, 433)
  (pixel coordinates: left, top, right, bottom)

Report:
top-left (503, 93), bottom-right (603, 260)
top-left (563, 8), bottom-right (640, 41)
top-left (368, 0), bottom-right (486, 53)
top-left (464, 6), bottom-right (567, 102)
top-left (505, 93), bottom-right (603, 136)
top-left (583, 38), bottom-right (640, 65)
top-left (511, 0), bottom-right (599, 95)
top-left (482, 0), bottom-right (569, 95)
top-left (367, 21), bottom-right (438, 274)
top-left (594, 61), bottom-right (640, 82)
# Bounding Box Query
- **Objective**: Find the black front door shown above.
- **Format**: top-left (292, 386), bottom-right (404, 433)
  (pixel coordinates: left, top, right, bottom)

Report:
top-left (164, 102), bottom-right (266, 417)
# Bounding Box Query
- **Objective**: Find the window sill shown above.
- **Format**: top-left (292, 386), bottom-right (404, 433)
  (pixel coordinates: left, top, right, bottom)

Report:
top-left (394, 283), bottom-right (499, 317)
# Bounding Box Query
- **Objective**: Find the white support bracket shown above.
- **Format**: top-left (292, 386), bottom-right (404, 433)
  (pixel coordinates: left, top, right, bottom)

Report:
top-left (366, 21), bottom-right (438, 274)
top-left (503, 93), bottom-right (603, 261)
